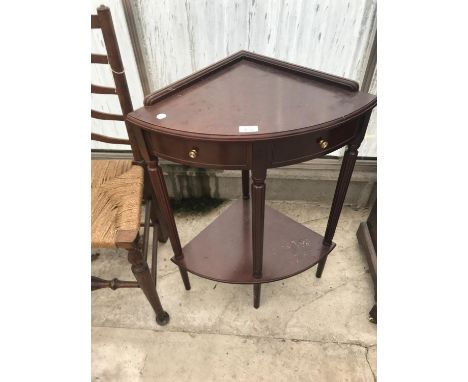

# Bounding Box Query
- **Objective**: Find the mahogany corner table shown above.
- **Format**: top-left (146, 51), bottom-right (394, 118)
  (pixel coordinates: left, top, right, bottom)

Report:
top-left (127, 51), bottom-right (377, 308)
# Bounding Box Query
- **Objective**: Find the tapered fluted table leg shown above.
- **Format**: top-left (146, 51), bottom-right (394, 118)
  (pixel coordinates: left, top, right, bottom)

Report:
top-left (251, 166), bottom-right (266, 308)
top-left (143, 167), bottom-right (169, 243)
top-left (149, 190), bottom-right (169, 243)
top-left (242, 170), bottom-right (250, 199)
top-left (147, 157), bottom-right (191, 290)
top-left (316, 142), bottom-right (360, 278)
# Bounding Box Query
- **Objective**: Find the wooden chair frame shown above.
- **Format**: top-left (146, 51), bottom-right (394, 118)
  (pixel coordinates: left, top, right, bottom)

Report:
top-left (91, 5), bottom-right (191, 325)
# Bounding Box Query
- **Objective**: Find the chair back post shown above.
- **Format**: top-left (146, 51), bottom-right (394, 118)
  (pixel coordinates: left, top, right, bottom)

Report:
top-left (95, 5), bottom-right (142, 161)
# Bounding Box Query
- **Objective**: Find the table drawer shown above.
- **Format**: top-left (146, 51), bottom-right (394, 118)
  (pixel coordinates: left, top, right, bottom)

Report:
top-left (144, 131), bottom-right (248, 169)
top-left (271, 121), bottom-right (360, 167)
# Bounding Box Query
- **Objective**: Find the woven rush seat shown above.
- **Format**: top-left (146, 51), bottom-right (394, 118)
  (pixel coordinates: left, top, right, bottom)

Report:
top-left (91, 160), bottom-right (144, 248)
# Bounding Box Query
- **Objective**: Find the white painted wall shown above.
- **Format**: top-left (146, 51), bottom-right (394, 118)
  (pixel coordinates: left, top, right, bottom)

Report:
top-left (92, 0), bottom-right (377, 156)
top-left (361, 67), bottom-right (377, 157)
top-left (91, 0), bottom-right (144, 150)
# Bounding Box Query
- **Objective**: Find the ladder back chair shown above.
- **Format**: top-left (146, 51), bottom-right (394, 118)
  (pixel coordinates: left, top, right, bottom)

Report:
top-left (91, 5), bottom-right (190, 325)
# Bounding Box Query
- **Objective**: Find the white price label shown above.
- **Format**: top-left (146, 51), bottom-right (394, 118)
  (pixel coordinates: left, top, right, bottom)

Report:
top-left (239, 125), bottom-right (259, 133)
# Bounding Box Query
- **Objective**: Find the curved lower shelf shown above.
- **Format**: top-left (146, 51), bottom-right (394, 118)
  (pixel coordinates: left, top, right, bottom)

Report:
top-left (172, 199), bottom-right (335, 284)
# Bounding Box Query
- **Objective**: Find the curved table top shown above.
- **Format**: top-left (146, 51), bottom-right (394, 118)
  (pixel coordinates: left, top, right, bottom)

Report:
top-left (128, 51), bottom-right (376, 142)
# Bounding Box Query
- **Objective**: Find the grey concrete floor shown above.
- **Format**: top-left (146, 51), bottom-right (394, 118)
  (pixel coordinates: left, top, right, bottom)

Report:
top-left (92, 200), bottom-right (376, 381)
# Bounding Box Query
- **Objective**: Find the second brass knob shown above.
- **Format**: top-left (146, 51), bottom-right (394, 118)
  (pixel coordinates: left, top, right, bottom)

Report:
top-left (319, 139), bottom-right (329, 149)
top-left (188, 149), bottom-right (198, 159)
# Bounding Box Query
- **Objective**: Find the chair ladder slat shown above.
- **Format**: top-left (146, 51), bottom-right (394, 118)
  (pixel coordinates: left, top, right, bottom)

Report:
top-left (91, 53), bottom-right (108, 64)
top-left (91, 84), bottom-right (117, 94)
top-left (91, 109), bottom-right (125, 121)
top-left (91, 15), bottom-right (100, 29)
top-left (90, 5), bottom-right (143, 161)
top-left (91, 133), bottom-right (130, 145)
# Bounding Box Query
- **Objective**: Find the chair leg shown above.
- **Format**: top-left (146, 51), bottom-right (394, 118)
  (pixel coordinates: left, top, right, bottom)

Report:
top-left (253, 284), bottom-right (261, 309)
top-left (127, 240), bottom-right (170, 326)
top-left (151, 224), bottom-right (159, 287)
top-left (141, 199), bottom-right (152, 261)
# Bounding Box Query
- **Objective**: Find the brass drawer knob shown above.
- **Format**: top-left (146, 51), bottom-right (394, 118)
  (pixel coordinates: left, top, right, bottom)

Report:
top-left (188, 148), bottom-right (198, 159)
top-left (319, 139), bottom-right (329, 149)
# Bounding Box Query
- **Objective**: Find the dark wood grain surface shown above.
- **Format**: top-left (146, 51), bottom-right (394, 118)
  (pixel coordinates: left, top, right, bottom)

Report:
top-left (172, 200), bottom-right (335, 284)
top-left (128, 52), bottom-right (376, 142)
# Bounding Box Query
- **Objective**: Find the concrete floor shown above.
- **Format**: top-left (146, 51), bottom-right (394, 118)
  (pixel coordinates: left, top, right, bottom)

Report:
top-left (92, 200), bottom-right (376, 381)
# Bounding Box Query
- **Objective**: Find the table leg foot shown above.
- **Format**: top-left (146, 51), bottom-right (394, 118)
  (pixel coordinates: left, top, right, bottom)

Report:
top-left (179, 268), bottom-right (191, 290)
top-left (368, 304), bottom-right (377, 324)
top-left (316, 256), bottom-right (328, 278)
top-left (253, 283), bottom-right (261, 308)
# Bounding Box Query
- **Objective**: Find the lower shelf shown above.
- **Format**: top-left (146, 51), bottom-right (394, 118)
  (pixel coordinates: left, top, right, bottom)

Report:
top-left (172, 199), bottom-right (335, 284)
